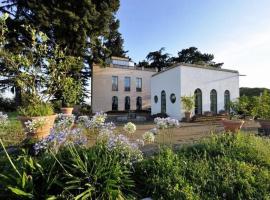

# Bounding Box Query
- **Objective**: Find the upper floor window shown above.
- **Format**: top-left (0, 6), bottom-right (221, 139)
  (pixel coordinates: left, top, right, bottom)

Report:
top-left (112, 76), bottom-right (118, 91)
top-left (136, 78), bottom-right (142, 92)
top-left (124, 77), bottom-right (131, 91)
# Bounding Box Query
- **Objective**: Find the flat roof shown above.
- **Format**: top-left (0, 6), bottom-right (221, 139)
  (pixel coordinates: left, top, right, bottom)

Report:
top-left (111, 56), bottom-right (130, 61)
top-left (152, 63), bottom-right (239, 77)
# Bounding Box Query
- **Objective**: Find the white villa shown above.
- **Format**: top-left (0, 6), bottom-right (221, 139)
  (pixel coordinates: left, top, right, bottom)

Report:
top-left (151, 63), bottom-right (239, 120)
top-left (92, 57), bottom-right (239, 120)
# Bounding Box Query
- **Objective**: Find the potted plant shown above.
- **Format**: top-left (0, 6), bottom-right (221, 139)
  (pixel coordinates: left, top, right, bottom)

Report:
top-left (60, 77), bottom-right (82, 115)
top-left (221, 114), bottom-right (245, 133)
top-left (181, 95), bottom-right (195, 122)
top-left (0, 16), bottom-right (79, 138)
top-left (252, 90), bottom-right (270, 129)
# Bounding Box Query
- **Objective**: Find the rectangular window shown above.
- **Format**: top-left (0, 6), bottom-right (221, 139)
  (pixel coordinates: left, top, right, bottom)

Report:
top-left (136, 78), bottom-right (142, 92)
top-left (112, 76), bottom-right (118, 91)
top-left (124, 77), bottom-right (131, 91)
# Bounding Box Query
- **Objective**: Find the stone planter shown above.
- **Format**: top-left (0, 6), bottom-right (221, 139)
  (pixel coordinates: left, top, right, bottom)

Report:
top-left (185, 112), bottom-right (192, 122)
top-left (257, 119), bottom-right (270, 129)
top-left (18, 115), bottom-right (57, 139)
top-left (221, 119), bottom-right (245, 133)
top-left (61, 107), bottom-right (74, 115)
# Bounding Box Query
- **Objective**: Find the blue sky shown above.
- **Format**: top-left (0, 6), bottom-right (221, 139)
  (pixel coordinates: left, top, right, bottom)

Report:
top-left (117, 0), bottom-right (270, 88)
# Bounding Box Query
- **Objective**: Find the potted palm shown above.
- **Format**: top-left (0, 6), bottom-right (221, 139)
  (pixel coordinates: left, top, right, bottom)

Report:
top-left (60, 77), bottom-right (82, 115)
top-left (181, 95), bottom-right (195, 122)
top-left (0, 16), bottom-right (79, 139)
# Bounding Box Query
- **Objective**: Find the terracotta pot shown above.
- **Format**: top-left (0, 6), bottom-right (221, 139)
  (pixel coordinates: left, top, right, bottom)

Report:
top-left (18, 115), bottom-right (57, 139)
top-left (221, 119), bottom-right (245, 132)
top-left (257, 119), bottom-right (270, 129)
top-left (185, 112), bottom-right (192, 122)
top-left (61, 107), bottom-right (74, 115)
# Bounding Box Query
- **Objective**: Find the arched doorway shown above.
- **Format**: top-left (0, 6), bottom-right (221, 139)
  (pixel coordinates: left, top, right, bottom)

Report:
top-left (112, 96), bottom-right (118, 111)
top-left (224, 90), bottom-right (230, 113)
top-left (161, 90), bottom-right (166, 114)
top-left (194, 89), bottom-right (202, 115)
top-left (136, 96), bottom-right (142, 110)
top-left (210, 89), bottom-right (217, 114)
top-left (125, 96), bottom-right (130, 111)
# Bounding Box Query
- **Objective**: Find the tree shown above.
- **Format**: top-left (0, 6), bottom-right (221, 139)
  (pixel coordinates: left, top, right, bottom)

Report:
top-left (0, 15), bottom-right (82, 109)
top-left (172, 47), bottom-right (223, 68)
top-left (0, 0), bottom-right (123, 103)
top-left (146, 47), bottom-right (171, 72)
top-left (104, 16), bottom-right (127, 57)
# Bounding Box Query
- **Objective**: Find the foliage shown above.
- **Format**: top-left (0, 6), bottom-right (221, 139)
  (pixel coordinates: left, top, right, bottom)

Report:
top-left (229, 95), bottom-right (257, 118)
top-left (138, 46), bottom-right (224, 70)
top-left (17, 103), bottom-right (54, 117)
top-left (0, 15), bottom-right (82, 112)
top-left (181, 95), bottom-right (195, 112)
top-left (172, 47), bottom-right (223, 68)
top-left (61, 77), bottom-right (83, 107)
top-left (134, 133), bottom-right (270, 199)
top-left (146, 47), bottom-right (171, 72)
top-left (0, 0), bottom-right (123, 99)
top-left (251, 90), bottom-right (270, 119)
top-left (0, 142), bottom-right (136, 199)
top-left (240, 87), bottom-right (270, 97)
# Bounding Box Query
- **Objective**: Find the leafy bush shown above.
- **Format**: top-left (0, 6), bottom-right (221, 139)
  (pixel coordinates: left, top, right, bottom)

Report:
top-left (181, 95), bottom-right (195, 112)
top-left (17, 103), bottom-right (54, 117)
top-left (229, 95), bottom-right (257, 118)
top-left (133, 133), bottom-right (270, 199)
top-left (251, 90), bottom-right (270, 119)
top-left (0, 143), bottom-right (137, 199)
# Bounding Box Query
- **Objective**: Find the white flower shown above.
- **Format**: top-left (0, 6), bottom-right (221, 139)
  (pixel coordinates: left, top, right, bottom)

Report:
top-left (24, 118), bottom-right (46, 133)
top-left (142, 131), bottom-right (155, 143)
top-left (154, 117), bottom-right (180, 129)
top-left (0, 112), bottom-right (8, 126)
top-left (54, 114), bottom-right (75, 130)
top-left (123, 122), bottom-right (136, 135)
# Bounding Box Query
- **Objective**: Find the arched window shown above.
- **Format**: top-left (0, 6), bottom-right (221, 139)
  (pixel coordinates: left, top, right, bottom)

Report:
top-left (161, 90), bottom-right (166, 114)
top-left (224, 90), bottom-right (230, 113)
top-left (136, 97), bottom-right (142, 110)
top-left (112, 96), bottom-right (118, 111)
top-left (125, 96), bottom-right (130, 111)
top-left (210, 89), bottom-right (217, 114)
top-left (194, 89), bottom-right (202, 115)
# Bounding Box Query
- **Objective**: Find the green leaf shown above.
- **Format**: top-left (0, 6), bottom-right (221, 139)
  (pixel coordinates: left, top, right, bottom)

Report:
top-left (8, 187), bottom-right (34, 198)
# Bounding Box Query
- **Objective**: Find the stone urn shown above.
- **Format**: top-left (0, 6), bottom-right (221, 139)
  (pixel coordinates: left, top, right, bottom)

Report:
top-left (221, 118), bottom-right (245, 133)
top-left (18, 115), bottom-right (57, 139)
top-left (185, 112), bottom-right (192, 122)
top-left (61, 107), bottom-right (74, 115)
top-left (257, 119), bottom-right (270, 129)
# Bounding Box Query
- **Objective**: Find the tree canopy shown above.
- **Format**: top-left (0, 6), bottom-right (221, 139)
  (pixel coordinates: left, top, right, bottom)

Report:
top-left (138, 46), bottom-right (223, 70)
top-left (0, 0), bottom-right (126, 103)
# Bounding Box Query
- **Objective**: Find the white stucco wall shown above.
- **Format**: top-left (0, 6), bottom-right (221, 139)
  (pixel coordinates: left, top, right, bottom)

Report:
top-left (151, 64), bottom-right (239, 120)
top-left (180, 65), bottom-right (239, 118)
top-left (151, 67), bottom-right (181, 119)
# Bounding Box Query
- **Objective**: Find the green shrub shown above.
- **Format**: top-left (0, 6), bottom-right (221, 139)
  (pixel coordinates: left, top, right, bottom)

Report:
top-left (134, 133), bottom-right (270, 199)
top-left (134, 148), bottom-right (199, 200)
top-left (18, 103), bottom-right (54, 117)
top-left (0, 143), bottom-right (136, 199)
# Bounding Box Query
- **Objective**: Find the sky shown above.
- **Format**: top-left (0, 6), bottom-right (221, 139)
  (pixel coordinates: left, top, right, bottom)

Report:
top-left (117, 0), bottom-right (270, 88)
